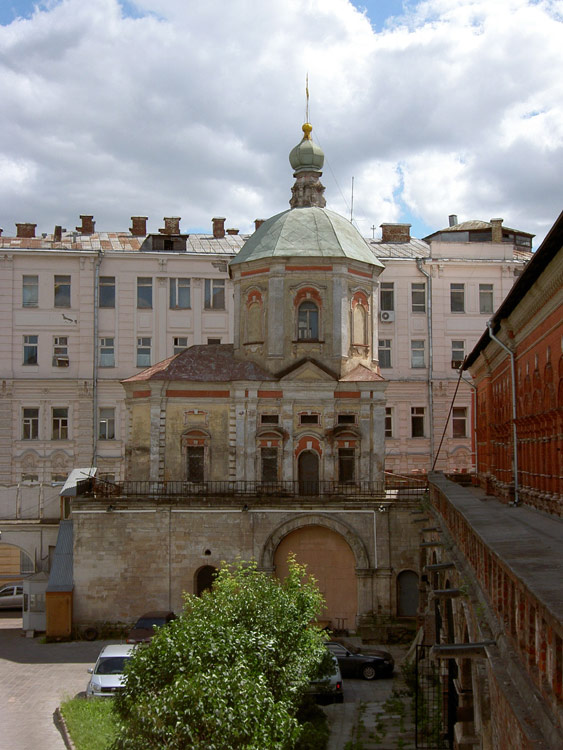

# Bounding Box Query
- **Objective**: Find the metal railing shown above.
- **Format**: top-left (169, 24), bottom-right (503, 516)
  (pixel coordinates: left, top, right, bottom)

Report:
top-left (89, 474), bottom-right (428, 502)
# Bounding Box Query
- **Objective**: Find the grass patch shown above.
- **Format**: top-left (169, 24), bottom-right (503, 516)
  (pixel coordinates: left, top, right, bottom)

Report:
top-left (60, 697), bottom-right (117, 750)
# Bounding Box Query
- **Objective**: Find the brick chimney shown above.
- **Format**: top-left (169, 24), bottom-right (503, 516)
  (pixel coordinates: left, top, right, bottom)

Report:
top-left (490, 218), bottom-right (503, 243)
top-left (380, 223), bottom-right (411, 242)
top-left (159, 217), bottom-right (181, 235)
top-left (130, 216), bottom-right (148, 236)
top-left (53, 225), bottom-right (62, 242)
top-left (212, 217), bottom-right (226, 239)
top-left (226, 228), bottom-right (239, 235)
top-left (254, 219), bottom-right (265, 231)
top-left (16, 223), bottom-right (37, 238)
top-left (76, 215), bottom-right (95, 234)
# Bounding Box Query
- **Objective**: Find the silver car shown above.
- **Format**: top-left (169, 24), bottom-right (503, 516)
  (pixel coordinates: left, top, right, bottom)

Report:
top-left (86, 644), bottom-right (136, 698)
top-left (0, 584), bottom-right (23, 610)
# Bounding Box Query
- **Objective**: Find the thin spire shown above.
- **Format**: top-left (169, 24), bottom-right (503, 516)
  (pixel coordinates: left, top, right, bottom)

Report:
top-left (305, 73), bottom-right (310, 124)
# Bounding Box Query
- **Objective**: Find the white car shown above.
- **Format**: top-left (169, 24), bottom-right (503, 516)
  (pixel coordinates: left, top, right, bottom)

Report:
top-left (86, 644), bottom-right (136, 698)
top-left (308, 651), bottom-right (344, 703)
top-left (0, 584), bottom-right (23, 610)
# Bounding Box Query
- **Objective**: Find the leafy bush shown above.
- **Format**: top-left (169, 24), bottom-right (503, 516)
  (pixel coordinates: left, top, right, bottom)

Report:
top-left (111, 557), bottom-right (327, 750)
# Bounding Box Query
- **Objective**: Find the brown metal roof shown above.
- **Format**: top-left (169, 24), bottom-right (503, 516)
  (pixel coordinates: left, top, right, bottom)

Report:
top-left (123, 344), bottom-right (276, 383)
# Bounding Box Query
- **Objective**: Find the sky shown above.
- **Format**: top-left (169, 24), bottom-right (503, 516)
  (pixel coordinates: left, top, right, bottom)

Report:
top-left (1, 0), bottom-right (562, 246)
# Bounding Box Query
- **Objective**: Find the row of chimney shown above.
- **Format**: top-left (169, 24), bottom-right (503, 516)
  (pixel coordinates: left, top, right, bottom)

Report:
top-left (2, 215), bottom-right (267, 240)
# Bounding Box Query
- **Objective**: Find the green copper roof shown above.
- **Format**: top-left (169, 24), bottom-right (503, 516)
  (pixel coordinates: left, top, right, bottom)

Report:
top-left (289, 123), bottom-right (325, 174)
top-left (231, 206), bottom-right (384, 267)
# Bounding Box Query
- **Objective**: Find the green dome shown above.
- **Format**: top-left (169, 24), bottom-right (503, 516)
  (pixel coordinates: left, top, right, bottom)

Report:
top-left (230, 207), bottom-right (383, 268)
top-left (289, 123), bottom-right (324, 174)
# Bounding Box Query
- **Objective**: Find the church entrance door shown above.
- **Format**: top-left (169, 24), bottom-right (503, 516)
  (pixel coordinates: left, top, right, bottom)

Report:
top-left (274, 526), bottom-right (357, 631)
top-left (298, 451), bottom-right (319, 495)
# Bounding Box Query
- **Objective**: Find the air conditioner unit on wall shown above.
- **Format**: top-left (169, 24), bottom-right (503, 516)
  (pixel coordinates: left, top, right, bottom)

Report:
top-left (380, 310), bottom-right (395, 323)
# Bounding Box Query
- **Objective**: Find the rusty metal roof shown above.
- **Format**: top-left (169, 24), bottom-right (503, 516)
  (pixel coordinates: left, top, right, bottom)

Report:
top-left (0, 231), bottom-right (248, 255)
top-left (123, 344), bottom-right (277, 383)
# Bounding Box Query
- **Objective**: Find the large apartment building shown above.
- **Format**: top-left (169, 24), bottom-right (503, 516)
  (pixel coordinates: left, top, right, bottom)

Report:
top-left (0, 215), bottom-right (245, 486)
top-left (0, 214), bottom-right (532, 490)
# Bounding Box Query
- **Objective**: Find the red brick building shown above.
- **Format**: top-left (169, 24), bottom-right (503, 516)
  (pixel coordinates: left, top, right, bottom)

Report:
top-left (464, 210), bottom-right (563, 514)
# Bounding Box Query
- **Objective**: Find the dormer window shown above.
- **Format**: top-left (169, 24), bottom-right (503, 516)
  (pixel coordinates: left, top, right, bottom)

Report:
top-left (297, 301), bottom-right (318, 340)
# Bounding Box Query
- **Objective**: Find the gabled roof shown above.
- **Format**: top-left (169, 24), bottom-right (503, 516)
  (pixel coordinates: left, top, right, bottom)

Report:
top-left (339, 364), bottom-right (385, 382)
top-left (122, 344), bottom-right (276, 383)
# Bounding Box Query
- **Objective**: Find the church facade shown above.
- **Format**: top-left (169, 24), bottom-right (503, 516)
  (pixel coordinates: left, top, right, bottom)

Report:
top-left (71, 124), bottom-right (423, 631)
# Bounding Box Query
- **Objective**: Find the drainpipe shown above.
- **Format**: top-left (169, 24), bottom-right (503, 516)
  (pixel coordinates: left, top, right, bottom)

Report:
top-left (486, 321), bottom-right (519, 505)
top-left (92, 252), bottom-right (101, 467)
top-left (416, 259), bottom-right (434, 467)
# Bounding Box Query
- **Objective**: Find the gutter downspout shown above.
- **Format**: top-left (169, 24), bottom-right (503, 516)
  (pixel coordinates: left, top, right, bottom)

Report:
top-left (416, 259), bottom-right (434, 467)
top-left (92, 251), bottom-right (101, 467)
top-left (486, 321), bottom-right (519, 505)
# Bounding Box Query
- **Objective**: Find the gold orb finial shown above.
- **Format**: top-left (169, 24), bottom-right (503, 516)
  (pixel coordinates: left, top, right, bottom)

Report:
top-left (302, 122), bottom-right (313, 140)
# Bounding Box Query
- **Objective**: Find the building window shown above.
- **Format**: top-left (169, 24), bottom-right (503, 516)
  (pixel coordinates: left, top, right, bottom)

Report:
top-left (207, 338), bottom-right (221, 345)
top-left (261, 414), bottom-right (279, 425)
top-left (337, 414), bottom-right (355, 424)
top-left (22, 408), bottom-right (39, 440)
top-left (170, 278), bottom-right (191, 309)
top-left (22, 275), bottom-right (38, 307)
top-left (261, 447), bottom-right (278, 482)
top-left (99, 337), bottom-right (115, 367)
top-left (411, 340), bottom-right (425, 368)
top-left (52, 336), bottom-right (69, 367)
top-left (204, 279), bottom-right (225, 310)
top-left (379, 339), bottom-right (392, 368)
top-left (137, 277), bottom-right (153, 309)
top-left (173, 336), bottom-right (188, 354)
top-left (54, 275), bottom-right (71, 307)
top-left (450, 283), bottom-right (465, 313)
top-left (452, 407), bottom-right (467, 438)
top-left (338, 448), bottom-right (355, 483)
top-left (51, 474), bottom-right (67, 483)
top-left (411, 407), bottom-right (425, 438)
top-left (411, 282), bottom-right (426, 313)
top-left (385, 407), bottom-right (393, 438)
top-left (479, 283), bottom-right (494, 314)
top-left (136, 337), bottom-right (151, 367)
top-left (98, 408), bottom-right (115, 440)
top-left (300, 413), bottom-right (319, 425)
top-left (297, 301), bottom-right (319, 340)
top-left (380, 282), bottom-right (394, 311)
top-left (99, 276), bottom-right (116, 308)
top-left (187, 446), bottom-right (204, 482)
top-left (451, 341), bottom-right (465, 369)
top-left (52, 408), bottom-right (68, 440)
top-left (21, 473), bottom-right (38, 483)
top-left (23, 335), bottom-right (38, 365)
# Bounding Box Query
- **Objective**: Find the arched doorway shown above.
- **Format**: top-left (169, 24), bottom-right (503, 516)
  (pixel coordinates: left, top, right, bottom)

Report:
top-left (195, 565), bottom-right (217, 596)
top-left (298, 451), bottom-right (319, 495)
top-left (397, 570), bottom-right (419, 617)
top-left (274, 526), bottom-right (357, 631)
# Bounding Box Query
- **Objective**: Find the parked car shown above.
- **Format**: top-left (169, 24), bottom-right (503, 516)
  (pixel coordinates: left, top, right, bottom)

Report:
top-left (126, 610), bottom-right (176, 643)
top-left (326, 640), bottom-right (394, 680)
top-left (0, 584), bottom-right (23, 610)
top-left (308, 651), bottom-right (344, 703)
top-left (86, 644), bottom-right (136, 698)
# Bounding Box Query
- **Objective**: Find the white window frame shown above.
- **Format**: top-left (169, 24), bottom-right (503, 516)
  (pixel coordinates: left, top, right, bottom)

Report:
top-left (385, 407), bottom-right (393, 438)
top-left (22, 407), bottom-right (39, 440)
top-left (451, 340), bottom-right (465, 369)
top-left (136, 337), bottom-right (151, 367)
top-left (204, 279), bottom-right (225, 310)
top-left (170, 278), bottom-right (191, 310)
top-left (479, 283), bottom-right (494, 314)
top-left (450, 283), bottom-right (465, 313)
top-left (452, 407), bottom-right (468, 438)
top-left (22, 275), bottom-right (39, 307)
top-left (98, 407), bottom-right (116, 440)
top-left (137, 277), bottom-right (153, 309)
top-left (411, 340), bottom-right (426, 368)
top-left (173, 336), bottom-right (189, 354)
top-left (52, 407), bottom-right (69, 440)
top-left (99, 276), bottom-right (116, 308)
top-left (99, 337), bottom-right (115, 367)
top-left (23, 335), bottom-right (38, 365)
top-left (411, 406), bottom-right (425, 438)
top-left (54, 275), bottom-right (71, 308)
top-left (52, 336), bottom-right (69, 367)
top-left (411, 282), bottom-right (426, 313)
top-left (378, 339), bottom-right (392, 369)
top-left (380, 282), bottom-right (394, 311)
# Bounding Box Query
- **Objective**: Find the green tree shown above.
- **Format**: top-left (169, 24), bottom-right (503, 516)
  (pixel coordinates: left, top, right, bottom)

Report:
top-left (111, 557), bottom-right (327, 750)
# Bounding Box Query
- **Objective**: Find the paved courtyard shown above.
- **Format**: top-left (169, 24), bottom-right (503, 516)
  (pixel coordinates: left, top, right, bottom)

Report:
top-left (0, 612), bottom-right (415, 749)
top-left (0, 612), bottom-right (117, 750)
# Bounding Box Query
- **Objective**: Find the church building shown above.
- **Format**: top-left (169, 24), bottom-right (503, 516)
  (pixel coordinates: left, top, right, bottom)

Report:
top-left (71, 123), bottom-right (422, 632)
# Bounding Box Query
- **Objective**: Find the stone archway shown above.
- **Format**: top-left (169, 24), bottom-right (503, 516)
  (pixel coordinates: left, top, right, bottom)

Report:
top-left (261, 514), bottom-right (372, 632)
top-left (195, 565), bottom-right (217, 596)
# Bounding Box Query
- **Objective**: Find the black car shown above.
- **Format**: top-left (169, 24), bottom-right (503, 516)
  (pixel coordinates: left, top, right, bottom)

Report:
top-left (126, 610), bottom-right (176, 643)
top-left (326, 640), bottom-right (394, 680)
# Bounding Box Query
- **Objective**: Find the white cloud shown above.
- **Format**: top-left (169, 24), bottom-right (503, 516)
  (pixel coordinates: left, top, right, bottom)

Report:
top-left (0, 0), bottom-right (562, 243)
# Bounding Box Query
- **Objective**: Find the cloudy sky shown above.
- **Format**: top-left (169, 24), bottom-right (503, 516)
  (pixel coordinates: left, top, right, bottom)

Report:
top-left (1, 0), bottom-right (562, 245)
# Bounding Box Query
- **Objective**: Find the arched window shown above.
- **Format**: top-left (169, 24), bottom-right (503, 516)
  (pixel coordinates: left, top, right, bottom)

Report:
top-left (297, 301), bottom-right (319, 340)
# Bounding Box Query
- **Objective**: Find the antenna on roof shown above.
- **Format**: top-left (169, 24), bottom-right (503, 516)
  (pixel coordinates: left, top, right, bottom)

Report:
top-left (305, 73), bottom-right (310, 123)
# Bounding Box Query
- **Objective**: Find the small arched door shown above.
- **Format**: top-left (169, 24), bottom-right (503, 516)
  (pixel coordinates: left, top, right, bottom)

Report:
top-left (195, 565), bottom-right (217, 596)
top-left (397, 570), bottom-right (419, 617)
top-left (298, 451), bottom-right (319, 495)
